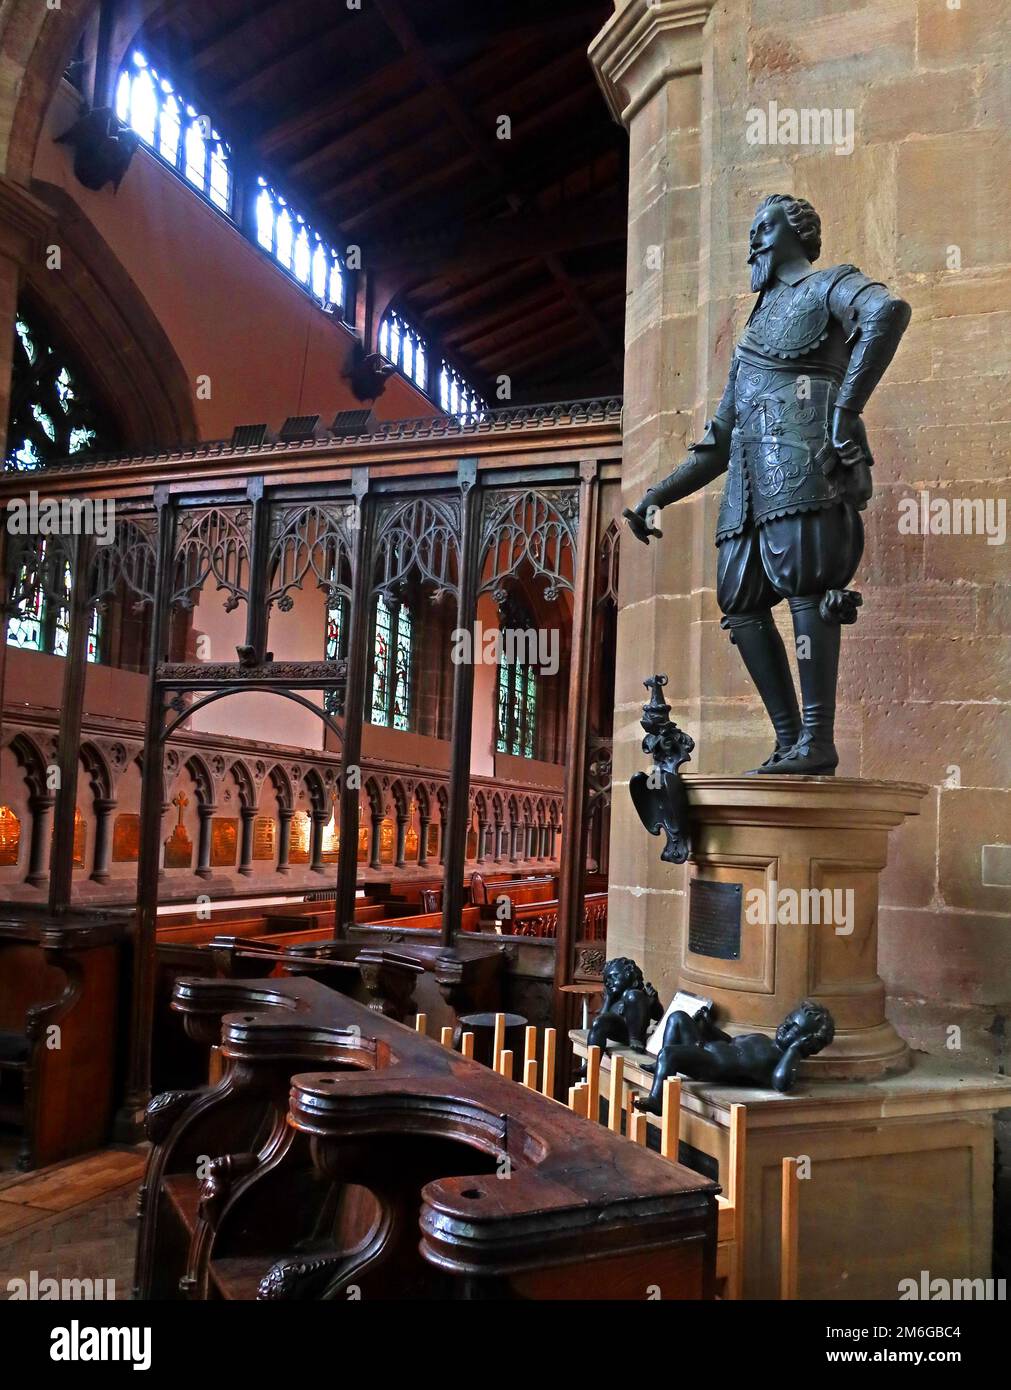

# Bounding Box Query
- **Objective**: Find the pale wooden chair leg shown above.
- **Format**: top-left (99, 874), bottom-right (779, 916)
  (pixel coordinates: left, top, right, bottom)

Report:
top-left (660, 1077), bottom-right (681, 1160)
top-left (492, 1012), bottom-right (505, 1073)
top-left (523, 1025), bottom-right (537, 1076)
top-left (585, 1044), bottom-right (602, 1124)
top-left (629, 1112), bottom-right (647, 1145)
top-left (523, 1057), bottom-right (538, 1089)
top-left (461, 1031), bottom-right (474, 1059)
top-left (568, 1081), bottom-right (589, 1117)
top-left (440, 1026), bottom-right (454, 1049)
top-left (541, 1028), bottom-right (556, 1097)
top-left (781, 1156), bottom-right (800, 1300)
top-left (414, 1013), bottom-right (427, 1036)
top-left (608, 1054), bottom-right (624, 1133)
top-left (498, 1048), bottom-right (514, 1080)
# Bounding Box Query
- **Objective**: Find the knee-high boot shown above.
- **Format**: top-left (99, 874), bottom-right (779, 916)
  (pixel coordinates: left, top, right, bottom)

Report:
top-left (762, 595), bottom-right (841, 775)
top-left (722, 611), bottom-right (801, 770)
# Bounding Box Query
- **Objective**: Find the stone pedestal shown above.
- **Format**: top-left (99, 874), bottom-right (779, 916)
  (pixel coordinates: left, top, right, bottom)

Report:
top-left (572, 1034), bottom-right (1011, 1299)
top-left (678, 775), bottom-right (926, 1080)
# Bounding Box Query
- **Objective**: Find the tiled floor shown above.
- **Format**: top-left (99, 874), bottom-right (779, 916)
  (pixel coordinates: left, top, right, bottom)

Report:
top-left (0, 1148), bottom-right (146, 1300)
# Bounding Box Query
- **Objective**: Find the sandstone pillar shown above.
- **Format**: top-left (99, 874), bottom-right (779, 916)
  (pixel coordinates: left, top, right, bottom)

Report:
top-left (590, 1), bottom-right (715, 990)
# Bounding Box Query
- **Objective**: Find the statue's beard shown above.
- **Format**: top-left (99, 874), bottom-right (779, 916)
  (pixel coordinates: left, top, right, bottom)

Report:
top-left (749, 248), bottom-right (775, 293)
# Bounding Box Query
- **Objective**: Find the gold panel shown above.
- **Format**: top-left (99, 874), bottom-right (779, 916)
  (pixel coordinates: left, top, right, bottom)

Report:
top-left (165, 793), bottom-right (192, 869)
top-left (380, 817), bottom-right (395, 864)
top-left (0, 805), bottom-right (21, 866)
top-left (289, 810), bottom-right (311, 865)
top-left (405, 823), bottom-right (419, 861)
top-left (112, 812), bottom-right (140, 863)
top-left (427, 821), bottom-right (440, 858)
top-left (357, 825), bottom-right (368, 863)
top-left (73, 807), bottom-right (86, 868)
top-left (252, 815), bottom-right (275, 861)
top-left (321, 806), bottom-right (339, 863)
top-left (211, 817), bottom-right (238, 867)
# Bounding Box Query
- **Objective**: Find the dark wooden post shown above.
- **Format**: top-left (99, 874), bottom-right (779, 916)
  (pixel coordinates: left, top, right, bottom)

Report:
top-left (49, 531), bottom-right (95, 914)
top-left (116, 489), bottom-right (173, 1137)
top-left (334, 469), bottom-right (373, 936)
top-left (552, 460), bottom-right (600, 1059)
top-left (440, 459), bottom-right (480, 947)
top-left (242, 477), bottom-right (270, 661)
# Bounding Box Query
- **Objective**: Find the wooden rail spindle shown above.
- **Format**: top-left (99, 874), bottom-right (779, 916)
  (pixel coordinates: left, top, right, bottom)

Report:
top-left (660, 1077), bottom-right (681, 1160)
top-left (608, 1054), bottom-right (624, 1133)
top-left (568, 1081), bottom-right (589, 1117)
top-left (461, 1031), bottom-right (475, 1059)
top-left (440, 1026), bottom-right (454, 1049)
top-left (415, 1013), bottom-right (427, 1036)
top-left (492, 1012), bottom-right (506, 1072)
top-left (498, 1049), bottom-right (514, 1080)
top-left (541, 1028), bottom-right (556, 1096)
top-left (629, 1112), bottom-right (647, 1145)
top-left (585, 1044), bottom-right (602, 1124)
top-left (523, 1025), bottom-right (537, 1075)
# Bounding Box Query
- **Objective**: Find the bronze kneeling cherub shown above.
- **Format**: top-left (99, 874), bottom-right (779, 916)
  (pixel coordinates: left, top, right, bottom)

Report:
top-left (635, 999), bottom-right (835, 1109)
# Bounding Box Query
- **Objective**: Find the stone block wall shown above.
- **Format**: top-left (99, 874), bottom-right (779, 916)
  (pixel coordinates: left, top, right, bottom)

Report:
top-left (601, 0), bottom-right (1009, 1153)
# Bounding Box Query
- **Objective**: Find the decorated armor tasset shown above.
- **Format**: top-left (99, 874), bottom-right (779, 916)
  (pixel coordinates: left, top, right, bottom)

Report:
top-left (625, 195), bottom-right (911, 775)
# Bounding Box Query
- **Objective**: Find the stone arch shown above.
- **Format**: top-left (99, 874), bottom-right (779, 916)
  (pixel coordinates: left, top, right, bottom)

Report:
top-left (267, 763), bottom-right (293, 812)
top-left (228, 758), bottom-right (256, 812)
top-left (8, 731), bottom-right (47, 798)
top-left (303, 767), bottom-right (327, 815)
top-left (79, 739), bottom-right (112, 801)
top-left (183, 753), bottom-right (214, 807)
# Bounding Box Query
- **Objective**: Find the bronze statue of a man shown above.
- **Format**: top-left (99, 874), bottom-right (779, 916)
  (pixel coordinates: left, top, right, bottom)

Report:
top-left (624, 195), bottom-right (910, 774)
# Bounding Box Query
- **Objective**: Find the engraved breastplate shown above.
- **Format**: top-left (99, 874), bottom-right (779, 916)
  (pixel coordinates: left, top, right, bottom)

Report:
top-left (741, 277), bottom-right (831, 360)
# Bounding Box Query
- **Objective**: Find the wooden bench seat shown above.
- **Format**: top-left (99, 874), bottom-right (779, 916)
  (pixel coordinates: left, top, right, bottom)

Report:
top-left (0, 911), bottom-right (128, 1169)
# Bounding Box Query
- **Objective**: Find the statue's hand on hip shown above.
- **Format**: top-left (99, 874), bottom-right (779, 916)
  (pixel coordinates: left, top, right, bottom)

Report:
top-left (831, 406), bottom-right (870, 468)
top-left (623, 506), bottom-right (662, 545)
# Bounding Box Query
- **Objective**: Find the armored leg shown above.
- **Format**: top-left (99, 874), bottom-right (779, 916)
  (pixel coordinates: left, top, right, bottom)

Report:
top-left (722, 611), bottom-right (802, 770)
top-left (760, 595), bottom-right (841, 775)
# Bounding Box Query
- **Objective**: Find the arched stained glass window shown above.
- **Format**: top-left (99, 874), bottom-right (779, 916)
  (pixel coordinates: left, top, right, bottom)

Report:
top-left (5, 541), bottom-right (102, 664)
top-left (254, 178), bottom-right (344, 311)
top-left (439, 361), bottom-right (486, 424)
top-left (324, 587), bottom-right (348, 718)
top-left (116, 52), bottom-right (231, 215)
top-left (497, 657), bottom-right (537, 758)
top-left (5, 303), bottom-right (116, 471)
top-left (370, 596), bottom-right (412, 731)
top-left (379, 311), bottom-right (429, 394)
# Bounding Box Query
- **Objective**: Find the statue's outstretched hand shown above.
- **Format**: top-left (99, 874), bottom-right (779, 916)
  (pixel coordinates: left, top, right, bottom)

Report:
top-left (623, 506), bottom-right (662, 545)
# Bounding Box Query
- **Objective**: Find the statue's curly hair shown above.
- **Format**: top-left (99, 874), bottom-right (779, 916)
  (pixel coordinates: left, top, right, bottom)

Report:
top-left (795, 999), bottom-right (835, 1054)
top-left (603, 956), bottom-right (644, 996)
top-left (755, 194), bottom-right (822, 262)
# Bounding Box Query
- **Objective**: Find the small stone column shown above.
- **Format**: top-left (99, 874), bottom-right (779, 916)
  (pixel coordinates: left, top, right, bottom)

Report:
top-left (90, 797), bottom-right (117, 883)
top-left (238, 806), bottom-right (257, 877)
top-left (369, 813), bottom-right (382, 870)
top-left (310, 808), bottom-right (328, 874)
top-left (394, 815), bottom-right (408, 869)
top-left (276, 808), bottom-right (294, 874)
top-left (25, 794), bottom-right (55, 887)
top-left (418, 815), bottom-right (430, 866)
top-left (195, 803), bottom-right (216, 879)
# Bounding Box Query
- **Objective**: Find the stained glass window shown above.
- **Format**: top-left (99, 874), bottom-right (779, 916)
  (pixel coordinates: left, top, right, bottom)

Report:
top-left (439, 361), bottom-right (486, 424)
top-left (5, 541), bottom-right (101, 663)
top-left (369, 597), bottom-right (412, 730)
top-left (116, 52), bottom-right (231, 214)
top-left (496, 658), bottom-right (537, 757)
top-left (5, 304), bottom-right (115, 472)
top-left (379, 311), bottom-right (428, 392)
top-left (324, 590), bottom-right (348, 717)
top-left (253, 179), bottom-right (344, 311)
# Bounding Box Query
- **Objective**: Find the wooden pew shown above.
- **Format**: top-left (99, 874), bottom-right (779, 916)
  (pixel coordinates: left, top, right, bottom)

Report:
top-left (136, 975), bottom-right (717, 1301)
top-left (0, 910), bottom-right (128, 1169)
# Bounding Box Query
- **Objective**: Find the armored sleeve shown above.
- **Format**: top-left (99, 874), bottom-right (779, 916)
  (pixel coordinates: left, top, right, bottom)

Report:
top-left (830, 268), bottom-right (912, 413)
top-left (632, 359), bottom-right (737, 514)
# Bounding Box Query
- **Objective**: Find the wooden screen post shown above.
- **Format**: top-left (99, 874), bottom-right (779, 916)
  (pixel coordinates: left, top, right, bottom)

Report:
top-left (49, 531), bottom-right (95, 913)
top-left (461, 1031), bottom-right (474, 1059)
top-left (440, 1026), bottom-right (454, 1048)
top-left (492, 1011), bottom-right (505, 1073)
top-left (440, 459), bottom-right (480, 946)
top-left (334, 468), bottom-right (374, 938)
top-left (414, 1013), bottom-right (427, 1036)
top-left (498, 1049), bottom-right (513, 1080)
top-left (115, 491), bottom-right (173, 1139)
top-left (523, 1057), bottom-right (538, 1088)
top-left (523, 1025), bottom-right (537, 1076)
top-left (629, 1112), bottom-right (647, 1145)
top-left (552, 460), bottom-right (600, 1047)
